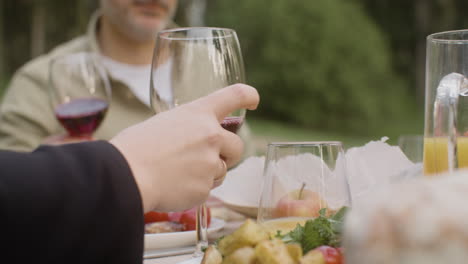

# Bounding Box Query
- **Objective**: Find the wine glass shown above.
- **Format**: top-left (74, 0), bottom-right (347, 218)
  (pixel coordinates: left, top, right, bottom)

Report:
top-left (257, 142), bottom-right (350, 235)
top-left (49, 52), bottom-right (111, 140)
top-left (150, 27), bottom-right (246, 256)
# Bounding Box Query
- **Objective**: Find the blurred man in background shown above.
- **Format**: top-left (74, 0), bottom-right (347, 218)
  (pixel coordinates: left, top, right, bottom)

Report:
top-left (0, 0), bottom-right (177, 151)
top-left (0, 0), bottom-right (253, 153)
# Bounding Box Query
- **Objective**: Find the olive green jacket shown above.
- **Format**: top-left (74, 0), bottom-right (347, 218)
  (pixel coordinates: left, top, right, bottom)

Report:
top-left (0, 13), bottom-right (253, 153)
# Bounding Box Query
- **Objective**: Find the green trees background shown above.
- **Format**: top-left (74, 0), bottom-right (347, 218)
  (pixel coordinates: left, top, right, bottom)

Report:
top-left (1, 0), bottom-right (468, 136)
top-left (207, 0), bottom-right (410, 134)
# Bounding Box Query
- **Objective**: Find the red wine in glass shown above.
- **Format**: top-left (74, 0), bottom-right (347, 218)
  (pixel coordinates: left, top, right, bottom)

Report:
top-left (55, 98), bottom-right (109, 138)
top-left (221, 116), bottom-right (244, 133)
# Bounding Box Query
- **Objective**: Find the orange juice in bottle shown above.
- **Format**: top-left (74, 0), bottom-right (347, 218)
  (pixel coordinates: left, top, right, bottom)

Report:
top-left (423, 137), bottom-right (468, 175)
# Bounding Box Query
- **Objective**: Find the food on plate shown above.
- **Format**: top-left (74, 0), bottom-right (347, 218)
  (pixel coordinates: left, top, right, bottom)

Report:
top-left (145, 221), bottom-right (184, 234)
top-left (201, 245), bottom-right (223, 264)
top-left (275, 208), bottom-right (347, 254)
top-left (273, 184), bottom-right (328, 218)
top-left (255, 239), bottom-right (295, 264)
top-left (144, 206), bottom-right (211, 233)
top-left (179, 207), bottom-right (211, 231)
top-left (144, 211), bottom-right (169, 224)
top-left (201, 207), bottom-right (347, 264)
top-left (286, 243), bottom-right (303, 263)
top-left (218, 219), bottom-right (270, 256)
top-left (223, 247), bottom-right (256, 264)
top-left (300, 250), bottom-right (325, 264)
top-left (311, 246), bottom-right (343, 264)
top-left (168, 211), bottom-right (184, 222)
top-left (261, 217), bottom-right (309, 236)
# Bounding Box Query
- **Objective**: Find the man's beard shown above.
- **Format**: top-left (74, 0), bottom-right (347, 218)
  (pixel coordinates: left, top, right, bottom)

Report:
top-left (126, 17), bottom-right (171, 42)
top-left (103, 0), bottom-right (176, 43)
top-left (134, 0), bottom-right (171, 12)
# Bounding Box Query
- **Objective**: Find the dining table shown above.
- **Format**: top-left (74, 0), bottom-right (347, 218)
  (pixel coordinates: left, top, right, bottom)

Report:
top-left (143, 198), bottom-right (249, 264)
top-left (145, 254), bottom-right (191, 264)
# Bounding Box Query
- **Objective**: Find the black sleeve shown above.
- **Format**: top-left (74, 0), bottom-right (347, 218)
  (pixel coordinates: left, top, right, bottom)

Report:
top-left (0, 141), bottom-right (144, 264)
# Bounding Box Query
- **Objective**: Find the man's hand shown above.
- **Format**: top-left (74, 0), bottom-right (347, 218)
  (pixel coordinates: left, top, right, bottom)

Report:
top-left (110, 84), bottom-right (260, 212)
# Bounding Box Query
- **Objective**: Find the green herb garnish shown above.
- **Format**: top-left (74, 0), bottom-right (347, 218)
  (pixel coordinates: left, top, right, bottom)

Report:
top-left (275, 207), bottom-right (348, 254)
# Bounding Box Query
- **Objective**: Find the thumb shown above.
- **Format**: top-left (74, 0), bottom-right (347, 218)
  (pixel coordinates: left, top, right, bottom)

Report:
top-left (193, 84), bottom-right (260, 121)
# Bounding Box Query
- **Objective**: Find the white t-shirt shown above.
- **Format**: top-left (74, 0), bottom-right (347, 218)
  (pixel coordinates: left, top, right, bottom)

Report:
top-left (100, 56), bottom-right (173, 106)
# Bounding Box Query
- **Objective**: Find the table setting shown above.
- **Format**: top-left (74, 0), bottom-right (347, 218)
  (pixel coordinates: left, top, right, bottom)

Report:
top-left (42, 25), bottom-right (468, 264)
top-left (142, 137), bottom-right (423, 264)
top-left (141, 28), bottom-right (468, 264)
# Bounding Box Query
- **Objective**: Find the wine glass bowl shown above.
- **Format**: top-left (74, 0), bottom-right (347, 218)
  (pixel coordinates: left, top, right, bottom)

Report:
top-left (257, 141), bottom-right (350, 235)
top-left (150, 27), bottom-right (247, 256)
top-left (49, 52), bottom-right (111, 139)
top-left (150, 27), bottom-right (246, 119)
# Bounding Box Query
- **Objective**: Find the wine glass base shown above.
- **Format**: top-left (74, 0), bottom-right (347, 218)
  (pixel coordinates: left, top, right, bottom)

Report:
top-left (192, 241), bottom-right (208, 258)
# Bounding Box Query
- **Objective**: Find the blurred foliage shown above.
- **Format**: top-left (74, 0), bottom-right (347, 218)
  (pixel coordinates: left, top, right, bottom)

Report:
top-left (0, 79), bottom-right (6, 98)
top-left (206, 0), bottom-right (413, 135)
top-left (1, 0), bottom-right (96, 80)
top-left (3, 0), bottom-right (467, 137)
top-left (359, 0), bottom-right (468, 103)
top-left (248, 117), bottom-right (371, 154)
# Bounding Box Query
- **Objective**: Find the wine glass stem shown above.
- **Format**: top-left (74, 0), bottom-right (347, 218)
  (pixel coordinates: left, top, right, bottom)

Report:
top-left (194, 203), bottom-right (208, 257)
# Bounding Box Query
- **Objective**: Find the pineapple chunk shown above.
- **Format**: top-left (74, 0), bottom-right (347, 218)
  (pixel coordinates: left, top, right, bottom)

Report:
top-left (201, 245), bottom-right (222, 264)
top-left (300, 250), bottom-right (325, 264)
top-left (218, 219), bottom-right (269, 256)
top-left (255, 239), bottom-right (295, 264)
top-left (222, 247), bottom-right (256, 264)
top-left (286, 243), bottom-right (303, 262)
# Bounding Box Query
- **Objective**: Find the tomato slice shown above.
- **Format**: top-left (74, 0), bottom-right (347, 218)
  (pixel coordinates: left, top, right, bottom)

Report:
top-left (179, 207), bottom-right (211, 231)
top-left (147, 207), bottom-right (212, 231)
top-left (168, 211), bottom-right (184, 222)
top-left (144, 211), bottom-right (169, 224)
top-left (314, 246), bottom-right (343, 264)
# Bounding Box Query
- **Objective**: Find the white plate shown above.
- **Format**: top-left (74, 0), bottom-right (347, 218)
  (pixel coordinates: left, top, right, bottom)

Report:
top-left (144, 218), bottom-right (225, 251)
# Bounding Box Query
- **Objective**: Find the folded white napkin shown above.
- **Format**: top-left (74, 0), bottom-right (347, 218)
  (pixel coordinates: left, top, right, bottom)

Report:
top-left (211, 156), bottom-right (265, 208)
top-left (346, 137), bottom-right (420, 205)
top-left (212, 137), bottom-right (421, 209)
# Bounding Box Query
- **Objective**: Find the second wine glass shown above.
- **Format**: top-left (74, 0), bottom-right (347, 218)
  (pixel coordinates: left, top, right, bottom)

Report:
top-left (49, 52), bottom-right (111, 140)
top-left (150, 27), bottom-right (246, 256)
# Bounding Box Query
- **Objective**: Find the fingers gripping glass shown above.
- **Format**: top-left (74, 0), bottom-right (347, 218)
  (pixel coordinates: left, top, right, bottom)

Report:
top-left (150, 27), bottom-right (246, 257)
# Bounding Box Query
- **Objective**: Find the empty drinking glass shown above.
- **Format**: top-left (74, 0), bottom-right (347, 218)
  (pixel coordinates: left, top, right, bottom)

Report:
top-left (257, 141), bottom-right (350, 235)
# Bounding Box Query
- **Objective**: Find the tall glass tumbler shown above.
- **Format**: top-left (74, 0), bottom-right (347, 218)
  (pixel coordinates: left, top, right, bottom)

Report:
top-left (257, 142), bottom-right (350, 235)
top-left (424, 30), bottom-right (468, 176)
